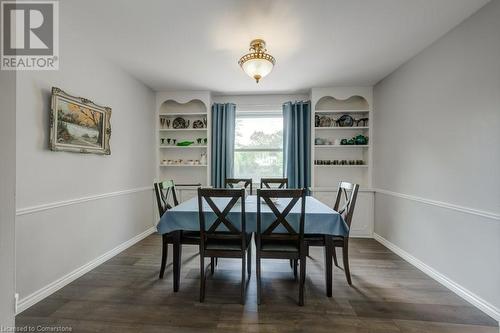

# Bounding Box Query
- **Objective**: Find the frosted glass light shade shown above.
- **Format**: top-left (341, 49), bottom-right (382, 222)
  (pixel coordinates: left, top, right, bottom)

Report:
top-left (241, 58), bottom-right (274, 83)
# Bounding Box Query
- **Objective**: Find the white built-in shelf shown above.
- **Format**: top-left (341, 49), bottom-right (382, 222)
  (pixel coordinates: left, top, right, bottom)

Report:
top-left (160, 145), bottom-right (207, 149)
top-left (315, 110), bottom-right (370, 114)
top-left (315, 165), bottom-right (368, 168)
top-left (160, 164), bottom-right (207, 167)
top-left (159, 112), bottom-right (207, 117)
top-left (315, 127), bottom-right (369, 130)
top-left (159, 128), bottom-right (207, 132)
top-left (315, 145), bottom-right (370, 148)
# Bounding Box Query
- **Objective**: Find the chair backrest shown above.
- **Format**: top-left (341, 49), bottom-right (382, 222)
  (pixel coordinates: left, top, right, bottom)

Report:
top-left (197, 188), bottom-right (246, 250)
top-left (154, 180), bottom-right (180, 217)
top-left (260, 178), bottom-right (288, 189)
top-left (333, 181), bottom-right (360, 231)
top-left (256, 188), bottom-right (306, 247)
top-left (225, 178), bottom-right (253, 195)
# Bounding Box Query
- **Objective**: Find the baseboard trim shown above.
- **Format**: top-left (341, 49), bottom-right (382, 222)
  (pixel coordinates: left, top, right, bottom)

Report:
top-left (16, 186), bottom-right (153, 216)
top-left (375, 188), bottom-right (500, 221)
top-left (373, 233), bottom-right (500, 322)
top-left (15, 227), bottom-right (156, 314)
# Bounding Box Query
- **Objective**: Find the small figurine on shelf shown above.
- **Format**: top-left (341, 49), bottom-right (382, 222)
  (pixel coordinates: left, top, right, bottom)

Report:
top-left (200, 152), bottom-right (207, 165)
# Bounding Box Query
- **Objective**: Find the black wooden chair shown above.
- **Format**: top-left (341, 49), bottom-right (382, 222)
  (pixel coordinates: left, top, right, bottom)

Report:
top-left (197, 188), bottom-right (252, 304)
top-left (256, 188), bottom-right (307, 306)
top-left (260, 178), bottom-right (288, 189)
top-left (225, 178), bottom-right (253, 195)
top-left (154, 180), bottom-right (202, 279)
top-left (305, 181), bottom-right (359, 285)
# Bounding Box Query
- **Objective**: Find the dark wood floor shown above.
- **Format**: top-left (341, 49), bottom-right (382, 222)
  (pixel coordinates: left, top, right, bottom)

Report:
top-left (17, 234), bottom-right (498, 332)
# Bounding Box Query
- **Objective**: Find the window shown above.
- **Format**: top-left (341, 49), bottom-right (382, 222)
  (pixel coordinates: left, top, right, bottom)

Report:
top-left (234, 111), bottom-right (283, 181)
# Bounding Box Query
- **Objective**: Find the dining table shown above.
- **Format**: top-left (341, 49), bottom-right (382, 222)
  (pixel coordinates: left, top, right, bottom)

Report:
top-left (156, 194), bottom-right (349, 296)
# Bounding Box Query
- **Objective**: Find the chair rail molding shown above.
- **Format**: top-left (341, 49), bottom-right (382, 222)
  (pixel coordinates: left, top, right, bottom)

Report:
top-left (375, 188), bottom-right (500, 221)
top-left (16, 186), bottom-right (153, 216)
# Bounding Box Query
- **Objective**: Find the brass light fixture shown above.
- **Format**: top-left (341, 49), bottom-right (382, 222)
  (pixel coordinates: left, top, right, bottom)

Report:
top-left (238, 39), bottom-right (276, 83)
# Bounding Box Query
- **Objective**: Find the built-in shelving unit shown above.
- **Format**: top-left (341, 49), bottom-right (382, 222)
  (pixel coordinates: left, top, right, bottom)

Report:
top-left (156, 92), bottom-right (211, 187)
top-left (315, 126), bottom-right (369, 130)
top-left (159, 112), bottom-right (207, 116)
top-left (315, 165), bottom-right (369, 168)
top-left (160, 164), bottom-right (208, 167)
top-left (315, 145), bottom-right (370, 148)
top-left (159, 128), bottom-right (207, 132)
top-left (311, 88), bottom-right (373, 189)
top-left (315, 110), bottom-right (370, 114)
top-left (159, 145), bottom-right (207, 149)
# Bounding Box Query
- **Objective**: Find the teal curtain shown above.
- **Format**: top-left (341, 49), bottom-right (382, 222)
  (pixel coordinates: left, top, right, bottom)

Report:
top-left (211, 103), bottom-right (236, 188)
top-left (283, 101), bottom-right (311, 190)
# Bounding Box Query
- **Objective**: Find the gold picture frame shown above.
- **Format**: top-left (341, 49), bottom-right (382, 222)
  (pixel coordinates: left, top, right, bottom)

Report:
top-left (50, 87), bottom-right (111, 155)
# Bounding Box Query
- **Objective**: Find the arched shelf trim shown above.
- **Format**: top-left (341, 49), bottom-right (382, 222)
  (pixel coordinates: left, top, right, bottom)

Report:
top-left (315, 95), bottom-right (369, 111)
top-left (159, 98), bottom-right (207, 114)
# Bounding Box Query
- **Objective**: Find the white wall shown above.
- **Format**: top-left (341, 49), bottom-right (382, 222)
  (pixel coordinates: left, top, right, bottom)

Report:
top-left (213, 93), bottom-right (309, 111)
top-left (0, 70), bottom-right (16, 326)
top-left (373, 0), bottom-right (500, 320)
top-left (15, 2), bottom-right (156, 311)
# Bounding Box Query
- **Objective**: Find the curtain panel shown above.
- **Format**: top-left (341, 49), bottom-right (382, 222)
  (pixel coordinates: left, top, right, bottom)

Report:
top-left (283, 101), bottom-right (311, 190)
top-left (211, 103), bottom-right (236, 188)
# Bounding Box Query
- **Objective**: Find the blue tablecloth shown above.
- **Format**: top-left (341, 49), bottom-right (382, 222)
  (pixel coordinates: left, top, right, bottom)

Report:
top-left (157, 195), bottom-right (349, 236)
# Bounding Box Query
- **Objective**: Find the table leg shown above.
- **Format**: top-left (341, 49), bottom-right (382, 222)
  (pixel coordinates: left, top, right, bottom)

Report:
top-left (324, 235), bottom-right (333, 297)
top-left (173, 231), bottom-right (182, 292)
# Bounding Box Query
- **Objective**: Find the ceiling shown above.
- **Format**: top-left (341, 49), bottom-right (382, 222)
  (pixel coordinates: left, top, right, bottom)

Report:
top-left (64, 0), bottom-right (489, 94)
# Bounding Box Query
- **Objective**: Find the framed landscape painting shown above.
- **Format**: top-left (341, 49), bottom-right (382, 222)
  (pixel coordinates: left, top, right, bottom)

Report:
top-left (50, 87), bottom-right (112, 155)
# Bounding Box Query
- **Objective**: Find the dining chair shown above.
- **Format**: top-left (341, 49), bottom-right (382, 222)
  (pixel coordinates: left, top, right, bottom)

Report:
top-left (225, 178), bottom-right (253, 195)
top-left (305, 181), bottom-right (359, 285)
top-left (260, 178), bottom-right (288, 189)
top-left (197, 188), bottom-right (252, 304)
top-left (154, 180), bottom-right (202, 279)
top-left (256, 188), bottom-right (307, 306)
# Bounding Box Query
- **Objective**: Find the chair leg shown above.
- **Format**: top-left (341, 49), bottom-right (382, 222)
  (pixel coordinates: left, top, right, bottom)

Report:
top-left (299, 253), bottom-right (306, 306)
top-left (210, 257), bottom-right (215, 275)
top-left (199, 255), bottom-right (205, 302)
top-left (293, 259), bottom-right (298, 280)
top-left (324, 237), bottom-right (333, 297)
top-left (247, 244), bottom-right (252, 278)
top-left (332, 245), bottom-right (339, 267)
top-left (159, 235), bottom-right (168, 279)
top-left (215, 257), bottom-right (218, 266)
top-left (289, 259), bottom-right (293, 268)
top-left (241, 253), bottom-right (246, 305)
top-left (256, 254), bottom-right (262, 305)
top-left (342, 241), bottom-right (352, 285)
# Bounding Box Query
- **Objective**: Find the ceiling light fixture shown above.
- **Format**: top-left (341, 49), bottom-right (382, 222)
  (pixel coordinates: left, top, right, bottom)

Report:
top-left (238, 39), bottom-right (275, 83)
